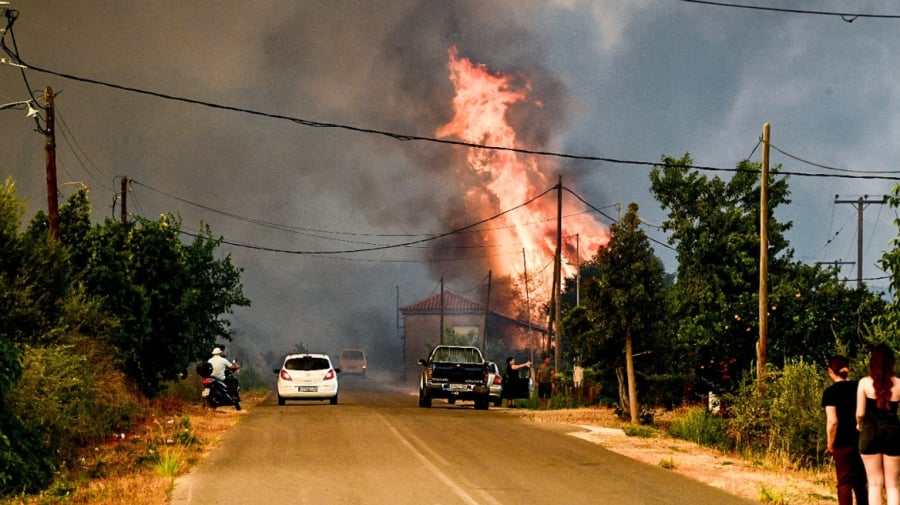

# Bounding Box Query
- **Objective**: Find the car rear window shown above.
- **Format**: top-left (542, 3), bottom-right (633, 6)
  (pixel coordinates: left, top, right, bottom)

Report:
top-left (432, 347), bottom-right (481, 363)
top-left (284, 357), bottom-right (330, 371)
top-left (341, 350), bottom-right (364, 360)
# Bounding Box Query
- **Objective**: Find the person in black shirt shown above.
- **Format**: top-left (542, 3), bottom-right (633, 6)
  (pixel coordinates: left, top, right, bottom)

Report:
top-left (822, 354), bottom-right (867, 505)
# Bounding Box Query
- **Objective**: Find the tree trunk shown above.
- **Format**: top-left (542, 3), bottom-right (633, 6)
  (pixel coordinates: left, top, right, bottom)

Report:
top-left (616, 366), bottom-right (627, 414)
top-left (625, 332), bottom-right (639, 424)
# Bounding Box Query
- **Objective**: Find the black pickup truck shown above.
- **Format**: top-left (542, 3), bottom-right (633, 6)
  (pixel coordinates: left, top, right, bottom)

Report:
top-left (417, 345), bottom-right (491, 410)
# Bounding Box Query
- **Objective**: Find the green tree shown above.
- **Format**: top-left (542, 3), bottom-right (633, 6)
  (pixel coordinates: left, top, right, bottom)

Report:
top-left (649, 154), bottom-right (883, 396)
top-left (73, 214), bottom-right (250, 396)
top-left (46, 190), bottom-right (251, 397)
top-left (766, 262), bottom-right (885, 365)
top-left (570, 203), bottom-right (667, 421)
top-left (874, 183), bottom-right (900, 350)
top-left (650, 154), bottom-right (793, 395)
top-left (0, 180), bottom-right (55, 495)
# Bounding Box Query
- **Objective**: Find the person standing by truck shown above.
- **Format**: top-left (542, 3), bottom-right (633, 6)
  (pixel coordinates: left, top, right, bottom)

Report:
top-left (537, 355), bottom-right (554, 408)
top-left (503, 357), bottom-right (532, 407)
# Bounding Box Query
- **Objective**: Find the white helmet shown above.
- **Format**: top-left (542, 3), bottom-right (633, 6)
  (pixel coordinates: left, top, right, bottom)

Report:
top-left (211, 347), bottom-right (222, 355)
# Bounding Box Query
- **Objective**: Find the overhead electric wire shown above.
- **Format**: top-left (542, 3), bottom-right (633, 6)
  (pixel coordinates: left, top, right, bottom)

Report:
top-left (563, 185), bottom-right (677, 252)
top-left (0, 44), bottom-right (895, 181)
top-left (178, 186), bottom-right (556, 255)
top-left (2, 8), bottom-right (900, 184)
top-left (55, 104), bottom-right (110, 190)
top-left (133, 180), bottom-right (606, 251)
top-left (771, 144), bottom-right (900, 174)
top-left (677, 0), bottom-right (900, 22)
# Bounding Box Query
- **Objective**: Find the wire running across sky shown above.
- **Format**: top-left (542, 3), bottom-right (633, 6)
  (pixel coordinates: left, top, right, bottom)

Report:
top-left (1, 7), bottom-right (899, 183)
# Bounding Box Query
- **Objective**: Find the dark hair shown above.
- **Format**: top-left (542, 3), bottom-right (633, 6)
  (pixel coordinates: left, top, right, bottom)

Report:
top-left (828, 355), bottom-right (850, 380)
top-left (506, 357), bottom-right (514, 365)
top-left (869, 343), bottom-right (896, 410)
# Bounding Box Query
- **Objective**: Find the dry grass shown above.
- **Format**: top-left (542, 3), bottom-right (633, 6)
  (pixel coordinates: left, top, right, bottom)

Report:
top-left (0, 392), bottom-right (265, 505)
top-left (516, 407), bottom-right (838, 505)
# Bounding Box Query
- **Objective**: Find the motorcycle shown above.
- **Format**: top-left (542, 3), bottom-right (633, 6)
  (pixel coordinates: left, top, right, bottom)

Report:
top-left (196, 361), bottom-right (241, 411)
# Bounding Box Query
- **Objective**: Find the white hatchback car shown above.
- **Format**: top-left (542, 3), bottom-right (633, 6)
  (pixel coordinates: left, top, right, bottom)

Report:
top-left (274, 353), bottom-right (340, 405)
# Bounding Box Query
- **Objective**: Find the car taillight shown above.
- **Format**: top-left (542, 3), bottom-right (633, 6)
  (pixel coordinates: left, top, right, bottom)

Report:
top-left (279, 369), bottom-right (292, 381)
top-left (323, 369), bottom-right (335, 380)
top-left (492, 375), bottom-right (502, 386)
top-left (202, 378), bottom-right (213, 385)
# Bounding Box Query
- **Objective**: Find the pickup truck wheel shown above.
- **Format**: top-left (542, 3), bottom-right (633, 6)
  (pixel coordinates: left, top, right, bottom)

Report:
top-left (447, 398), bottom-right (456, 405)
top-left (418, 388), bottom-right (432, 408)
top-left (474, 398), bottom-right (489, 410)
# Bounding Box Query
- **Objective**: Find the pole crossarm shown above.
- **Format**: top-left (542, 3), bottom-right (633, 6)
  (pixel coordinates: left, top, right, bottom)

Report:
top-left (834, 194), bottom-right (889, 288)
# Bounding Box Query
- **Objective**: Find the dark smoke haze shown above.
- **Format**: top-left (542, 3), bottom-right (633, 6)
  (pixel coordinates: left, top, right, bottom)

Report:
top-left (0, 1), bottom-right (580, 376)
top-left (5, 1), bottom-right (895, 376)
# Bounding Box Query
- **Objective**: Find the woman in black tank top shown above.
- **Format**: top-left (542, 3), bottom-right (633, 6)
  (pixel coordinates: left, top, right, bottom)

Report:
top-left (857, 343), bottom-right (900, 505)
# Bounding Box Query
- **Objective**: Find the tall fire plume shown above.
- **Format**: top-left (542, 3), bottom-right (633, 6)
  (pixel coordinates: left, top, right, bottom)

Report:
top-left (435, 47), bottom-right (610, 313)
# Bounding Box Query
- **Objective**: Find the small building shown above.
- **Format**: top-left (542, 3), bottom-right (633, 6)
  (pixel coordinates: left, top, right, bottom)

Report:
top-left (399, 291), bottom-right (547, 383)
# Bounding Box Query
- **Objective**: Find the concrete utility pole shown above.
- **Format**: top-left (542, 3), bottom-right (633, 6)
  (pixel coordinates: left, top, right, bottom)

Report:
top-left (834, 195), bottom-right (888, 289)
top-left (758, 123), bottom-right (770, 381)
top-left (44, 86), bottom-right (59, 240)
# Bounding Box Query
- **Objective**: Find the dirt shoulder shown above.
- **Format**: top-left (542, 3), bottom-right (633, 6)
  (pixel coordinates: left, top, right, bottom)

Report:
top-left (514, 407), bottom-right (836, 505)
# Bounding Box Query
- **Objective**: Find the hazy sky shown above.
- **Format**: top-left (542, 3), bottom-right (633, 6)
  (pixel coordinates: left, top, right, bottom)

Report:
top-left (2, 1), bottom-right (898, 368)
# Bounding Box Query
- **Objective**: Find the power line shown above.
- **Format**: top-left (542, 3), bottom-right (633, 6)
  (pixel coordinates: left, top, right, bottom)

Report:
top-left (176, 186), bottom-right (557, 255)
top-left (132, 179), bottom-right (611, 246)
top-left (677, 0), bottom-right (900, 22)
top-left (770, 143), bottom-right (900, 174)
top-left (3, 8), bottom-right (900, 184)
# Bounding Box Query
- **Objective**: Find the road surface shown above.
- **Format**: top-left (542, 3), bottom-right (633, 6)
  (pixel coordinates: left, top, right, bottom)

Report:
top-left (170, 375), bottom-right (756, 504)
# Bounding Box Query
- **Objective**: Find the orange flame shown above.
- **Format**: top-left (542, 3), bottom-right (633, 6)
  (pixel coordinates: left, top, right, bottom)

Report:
top-left (436, 46), bottom-right (609, 305)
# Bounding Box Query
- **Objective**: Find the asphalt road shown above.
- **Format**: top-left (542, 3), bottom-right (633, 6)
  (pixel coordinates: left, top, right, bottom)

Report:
top-left (170, 375), bottom-right (756, 505)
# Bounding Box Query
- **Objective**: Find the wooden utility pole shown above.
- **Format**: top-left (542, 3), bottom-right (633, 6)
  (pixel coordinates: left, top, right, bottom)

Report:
top-left (482, 270), bottom-right (491, 351)
top-left (553, 175), bottom-right (563, 374)
top-left (758, 123), bottom-right (770, 381)
top-left (120, 176), bottom-right (128, 225)
top-left (834, 195), bottom-right (888, 289)
top-left (625, 332), bottom-right (638, 424)
top-left (523, 248), bottom-right (534, 364)
top-left (44, 86), bottom-right (59, 240)
top-left (439, 277), bottom-right (445, 345)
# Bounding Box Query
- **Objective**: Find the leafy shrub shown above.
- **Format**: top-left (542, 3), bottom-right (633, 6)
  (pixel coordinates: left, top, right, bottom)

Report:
top-left (667, 406), bottom-right (730, 450)
top-left (725, 361), bottom-right (828, 467)
top-left (7, 340), bottom-right (144, 468)
top-left (0, 408), bottom-right (54, 496)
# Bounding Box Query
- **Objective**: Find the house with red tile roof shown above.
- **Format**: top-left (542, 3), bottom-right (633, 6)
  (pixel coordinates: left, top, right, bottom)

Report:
top-left (400, 291), bottom-right (547, 383)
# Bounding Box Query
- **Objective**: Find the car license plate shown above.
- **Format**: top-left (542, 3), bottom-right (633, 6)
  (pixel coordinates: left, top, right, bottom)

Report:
top-left (201, 389), bottom-right (210, 397)
top-left (449, 384), bottom-right (466, 391)
top-left (299, 386), bottom-right (318, 392)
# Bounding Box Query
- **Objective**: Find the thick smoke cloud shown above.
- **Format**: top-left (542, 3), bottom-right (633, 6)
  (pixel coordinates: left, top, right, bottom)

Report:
top-left (0, 1), bottom-right (583, 376)
top-left (4, 1), bottom-right (897, 376)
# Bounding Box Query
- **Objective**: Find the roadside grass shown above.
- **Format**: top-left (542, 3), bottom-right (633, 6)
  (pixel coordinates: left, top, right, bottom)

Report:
top-left (0, 390), bottom-right (268, 505)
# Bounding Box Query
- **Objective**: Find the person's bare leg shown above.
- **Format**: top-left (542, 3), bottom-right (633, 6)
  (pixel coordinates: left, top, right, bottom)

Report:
top-left (883, 455), bottom-right (900, 505)
top-left (863, 454), bottom-right (885, 505)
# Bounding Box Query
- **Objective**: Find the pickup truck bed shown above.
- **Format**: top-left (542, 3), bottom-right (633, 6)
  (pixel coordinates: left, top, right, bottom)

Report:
top-left (418, 345), bottom-right (491, 410)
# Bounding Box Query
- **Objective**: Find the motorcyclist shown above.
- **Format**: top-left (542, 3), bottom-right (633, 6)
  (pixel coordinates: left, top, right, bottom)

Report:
top-left (208, 347), bottom-right (241, 402)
